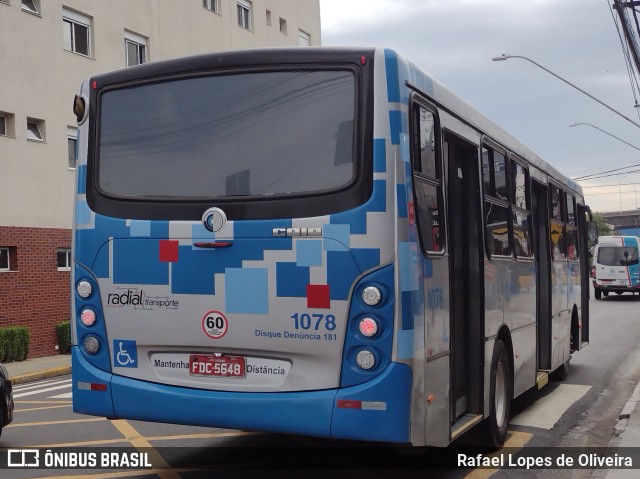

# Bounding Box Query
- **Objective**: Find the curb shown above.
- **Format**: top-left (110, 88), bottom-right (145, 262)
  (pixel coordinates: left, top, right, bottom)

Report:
top-left (613, 380), bottom-right (640, 435)
top-left (9, 366), bottom-right (72, 385)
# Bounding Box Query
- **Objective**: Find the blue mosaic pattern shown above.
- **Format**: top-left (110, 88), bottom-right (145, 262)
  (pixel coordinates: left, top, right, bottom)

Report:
top-left (72, 48), bottom-right (438, 359)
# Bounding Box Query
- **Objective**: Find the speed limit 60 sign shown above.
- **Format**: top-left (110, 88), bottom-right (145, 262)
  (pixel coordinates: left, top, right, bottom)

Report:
top-left (201, 311), bottom-right (228, 339)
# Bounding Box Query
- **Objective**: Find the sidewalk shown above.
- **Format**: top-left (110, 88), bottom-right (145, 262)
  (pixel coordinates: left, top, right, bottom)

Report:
top-left (597, 380), bottom-right (640, 479)
top-left (5, 354), bottom-right (71, 384)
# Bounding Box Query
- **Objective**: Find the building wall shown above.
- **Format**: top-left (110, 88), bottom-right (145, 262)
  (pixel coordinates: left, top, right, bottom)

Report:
top-left (0, 227), bottom-right (71, 357)
top-left (0, 0), bottom-right (321, 358)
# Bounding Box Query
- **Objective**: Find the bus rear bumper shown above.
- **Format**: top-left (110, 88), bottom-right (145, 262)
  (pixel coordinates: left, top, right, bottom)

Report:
top-left (72, 348), bottom-right (411, 443)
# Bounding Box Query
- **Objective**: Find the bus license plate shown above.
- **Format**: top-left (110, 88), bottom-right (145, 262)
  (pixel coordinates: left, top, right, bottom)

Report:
top-left (189, 354), bottom-right (246, 378)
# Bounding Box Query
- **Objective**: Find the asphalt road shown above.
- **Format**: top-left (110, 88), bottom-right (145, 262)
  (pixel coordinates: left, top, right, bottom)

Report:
top-left (2, 290), bottom-right (639, 479)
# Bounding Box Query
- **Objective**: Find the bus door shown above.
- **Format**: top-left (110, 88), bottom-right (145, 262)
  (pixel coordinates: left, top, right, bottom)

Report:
top-left (445, 131), bottom-right (483, 422)
top-left (532, 180), bottom-right (552, 370)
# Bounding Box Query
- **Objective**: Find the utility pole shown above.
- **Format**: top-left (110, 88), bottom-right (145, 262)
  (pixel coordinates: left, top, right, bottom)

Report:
top-left (612, 1), bottom-right (640, 86)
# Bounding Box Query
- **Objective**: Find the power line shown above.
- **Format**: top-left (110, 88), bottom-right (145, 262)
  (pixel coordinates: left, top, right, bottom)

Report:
top-left (582, 182), bottom-right (640, 188)
top-left (574, 164), bottom-right (640, 180)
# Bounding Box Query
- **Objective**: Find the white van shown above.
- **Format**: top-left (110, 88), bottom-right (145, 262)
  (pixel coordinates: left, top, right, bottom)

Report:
top-left (592, 236), bottom-right (640, 299)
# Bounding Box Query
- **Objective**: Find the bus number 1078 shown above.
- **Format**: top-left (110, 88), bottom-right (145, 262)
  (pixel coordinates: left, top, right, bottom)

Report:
top-left (291, 313), bottom-right (336, 331)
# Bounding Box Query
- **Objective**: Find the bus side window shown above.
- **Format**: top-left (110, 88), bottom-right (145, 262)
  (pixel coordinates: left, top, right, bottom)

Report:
top-left (549, 184), bottom-right (567, 261)
top-left (565, 193), bottom-right (578, 261)
top-left (411, 104), bottom-right (444, 253)
top-left (510, 159), bottom-right (532, 258)
top-left (482, 143), bottom-right (511, 257)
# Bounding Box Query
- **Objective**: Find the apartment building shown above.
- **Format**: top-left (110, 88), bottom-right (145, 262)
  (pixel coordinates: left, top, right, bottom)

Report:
top-left (0, 0), bottom-right (321, 357)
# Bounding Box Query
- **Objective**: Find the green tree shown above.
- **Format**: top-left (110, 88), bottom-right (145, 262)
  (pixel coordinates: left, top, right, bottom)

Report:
top-left (592, 212), bottom-right (613, 237)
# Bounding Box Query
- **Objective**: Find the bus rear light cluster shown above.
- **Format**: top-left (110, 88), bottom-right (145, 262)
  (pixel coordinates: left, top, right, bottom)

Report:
top-left (83, 336), bottom-right (100, 354)
top-left (362, 286), bottom-right (382, 306)
top-left (358, 317), bottom-right (379, 337)
top-left (356, 350), bottom-right (376, 370)
top-left (77, 280), bottom-right (93, 298)
top-left (80, 308), bottom-right (97, 327)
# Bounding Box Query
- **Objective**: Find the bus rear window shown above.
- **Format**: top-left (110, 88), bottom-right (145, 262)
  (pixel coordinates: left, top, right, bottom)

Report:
top-left (97, 70), bottom-right (356, 200)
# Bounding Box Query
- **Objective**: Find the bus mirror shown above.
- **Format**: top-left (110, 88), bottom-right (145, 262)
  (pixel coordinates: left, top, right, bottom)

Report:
top-left (73, 95), bottom-right (86, 124)
top-left (586, 221), bottom-right (598, 244)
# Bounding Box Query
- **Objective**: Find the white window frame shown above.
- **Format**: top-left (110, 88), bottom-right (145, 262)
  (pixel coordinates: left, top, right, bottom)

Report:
top-left (63, 8), bottom-right (91, 57)
top-left (0, 111), bottom-right (15, 137)
top-left (0, 247), bottom-right (10, 272)
top-left (279, 17), bottom-right (287, 35)
top-left (298, 29), bottom-right (311, 46)
top-left (68, 126), bottom-right (78, 169)
top-left (125, 31), bottom-right (147, 67)
top-left (21, 0), bottom-right (39, 15)
top-left (203, 0), bottom-right (219, 14)
top-left (27, 118), bottom-right (44, 142)
top-left (266, 9), bottom-right (272, 26)
top-left (237, 0), bottom-right (252, 30)
top-left (57, 248), bottom-right (71, 271)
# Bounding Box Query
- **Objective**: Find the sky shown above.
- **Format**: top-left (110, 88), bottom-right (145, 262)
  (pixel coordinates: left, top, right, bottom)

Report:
top-left (319, 0), bottom-right (640, 214)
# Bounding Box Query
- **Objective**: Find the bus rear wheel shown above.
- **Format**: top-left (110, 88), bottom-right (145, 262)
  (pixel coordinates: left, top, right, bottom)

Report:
top-left (483, 339), bottom-right (512, 449)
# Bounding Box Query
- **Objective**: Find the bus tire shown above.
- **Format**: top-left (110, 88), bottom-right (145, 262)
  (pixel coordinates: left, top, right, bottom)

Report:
top-left (594, 288), bottom-right (602, 300)
top-left (483, 339), bottom-right (512, 449)
top-left (551, 358), bottom-right (570, 381)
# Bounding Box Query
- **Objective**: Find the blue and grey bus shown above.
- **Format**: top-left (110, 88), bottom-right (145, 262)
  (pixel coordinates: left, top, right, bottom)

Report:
top-left (71, 48), bottom-right (594, 448)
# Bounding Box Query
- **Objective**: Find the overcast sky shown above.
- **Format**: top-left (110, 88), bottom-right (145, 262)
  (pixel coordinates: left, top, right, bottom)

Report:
top-left (319, 0), bottom-right (640, 214)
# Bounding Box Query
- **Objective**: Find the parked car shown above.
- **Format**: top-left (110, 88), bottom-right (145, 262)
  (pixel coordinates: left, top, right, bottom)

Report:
top-left (0, 362), bottom-right (14, 436)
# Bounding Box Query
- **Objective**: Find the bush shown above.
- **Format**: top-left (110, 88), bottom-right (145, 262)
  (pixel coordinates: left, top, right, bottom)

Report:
top-left (0, 326), bottom-right (30, 362)
top-left (56, 321), bottom-right (71, 354)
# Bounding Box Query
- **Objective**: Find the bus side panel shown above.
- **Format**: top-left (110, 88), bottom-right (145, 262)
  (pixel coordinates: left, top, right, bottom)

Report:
top-left (550, 261), bottom-right (571, 371)
top-left (503, 260), bottom-right (537, 397)
top-left (424, 355), bottom-right (450, 447)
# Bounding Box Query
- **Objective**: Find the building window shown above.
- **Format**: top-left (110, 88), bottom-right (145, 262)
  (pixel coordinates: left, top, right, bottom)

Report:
top-left (68, 126), bottom-right (78, 169)
top-left (21, 0), bottom-right (39, 14)
top-left (237, 0), bottom-right (251, 30)
top-left (27, 118), bottom-right (45, 142)
top-left (298, 29), bottom-right (310, 46)
top-left (63, 9), bottom-right (91, 57)
top-left (0, 111), bottom-right (15, 137)
top-left (266, 9), bottom-right (272, 26)
top-left (203, 0), bottom-right (219, 13)
top-left (279, 18), bottom-right (287, 34)
top-left (0, 247), bottom-right (10, 272)
top-left (125, 31), bottom-right (147, 67)
top-left (57, 249), bottom-right (71, 271)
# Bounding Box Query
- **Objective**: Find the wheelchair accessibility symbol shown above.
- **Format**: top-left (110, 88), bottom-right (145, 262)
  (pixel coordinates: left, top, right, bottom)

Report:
top-left (113, 339), bottom-right (138, 368)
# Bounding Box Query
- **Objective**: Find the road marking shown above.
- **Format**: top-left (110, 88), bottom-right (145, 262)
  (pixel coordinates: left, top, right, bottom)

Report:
top-left (12, 378), bottom-right (71, 391)
top-left (28, 439), bottom-right (133, 448)
top-left (27, 431), bottom-right (260, 448)
top-left (6, 417), bottom-right (104, 428)
top-left (511, 384), bottom-right (591, 429)
top-left (110, 419), bottom-right (180, 479)
top-left (463, 430), bottom-right (533, 479)
top-left (145, 431), bottom-right (260, 442)
top-left (49, 391), bottom-right (73, 399)
top-left (14, 404), bottom-right (71, 413)
top-left (13, 383), bottom-right (73, 399)
top-left (20, 468), bottom-right (198, 479)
